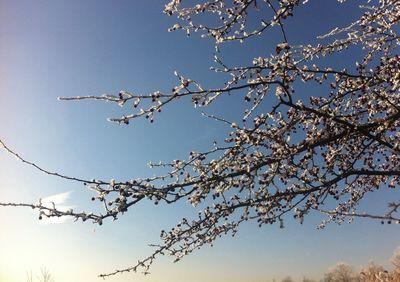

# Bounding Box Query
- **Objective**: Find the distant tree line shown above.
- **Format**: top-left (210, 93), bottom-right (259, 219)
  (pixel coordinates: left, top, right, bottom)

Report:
top-left (26, 267), bottom-right (54, 282)
top-left (273, 247), bottom-right (400, 282)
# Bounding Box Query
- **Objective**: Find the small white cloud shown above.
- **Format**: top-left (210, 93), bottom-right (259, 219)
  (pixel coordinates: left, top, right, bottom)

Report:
top-left (42, 191), bottom-right (71, 206)
top-left (39, 191), bottom-right (75, 224)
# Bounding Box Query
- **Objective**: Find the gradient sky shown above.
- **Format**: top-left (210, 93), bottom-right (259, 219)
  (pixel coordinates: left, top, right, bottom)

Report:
top-left (0, 1), bottom-right (399, 282)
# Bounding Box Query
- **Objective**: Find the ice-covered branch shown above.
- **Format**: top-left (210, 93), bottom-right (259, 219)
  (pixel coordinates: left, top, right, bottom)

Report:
top-left (1, 0), bottom-right (400, 279)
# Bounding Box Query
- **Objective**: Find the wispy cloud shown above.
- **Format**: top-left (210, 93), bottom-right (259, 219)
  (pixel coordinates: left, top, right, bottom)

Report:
top-left (39, 191), bottom-right (75, 224)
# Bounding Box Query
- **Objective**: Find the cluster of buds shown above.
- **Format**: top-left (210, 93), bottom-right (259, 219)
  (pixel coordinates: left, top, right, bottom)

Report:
top-left (1, 0), bottom-right (400, 279)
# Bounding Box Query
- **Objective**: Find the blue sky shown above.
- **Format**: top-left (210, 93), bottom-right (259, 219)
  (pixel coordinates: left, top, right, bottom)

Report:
top-left (0, 1), bottom-right (399, 281)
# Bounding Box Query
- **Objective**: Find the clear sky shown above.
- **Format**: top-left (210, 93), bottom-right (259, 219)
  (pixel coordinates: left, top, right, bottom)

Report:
top-left (0, 1), bottom-right (399, 281)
